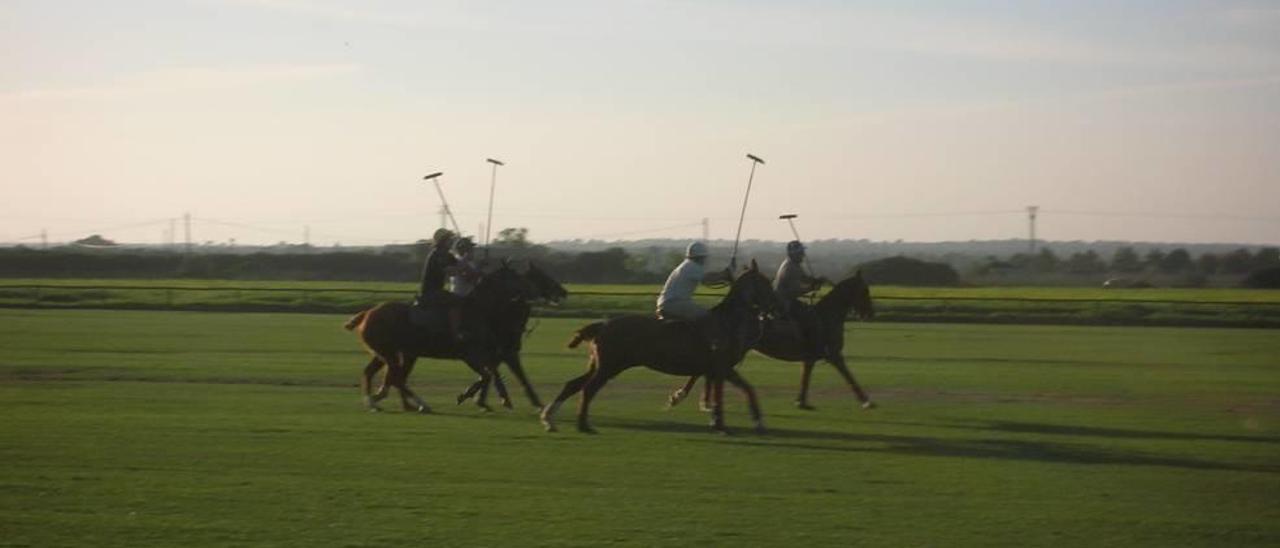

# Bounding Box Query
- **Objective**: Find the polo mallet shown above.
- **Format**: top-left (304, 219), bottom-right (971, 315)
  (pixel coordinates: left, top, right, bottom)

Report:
top-left (780, 213), bottom-right (818, 279)
top-left (729, 153), bottom-right (765, 271)
top-left (484, 158), bottom-right (504, 247)
top-left (423, 172), bottom-right (462, 236)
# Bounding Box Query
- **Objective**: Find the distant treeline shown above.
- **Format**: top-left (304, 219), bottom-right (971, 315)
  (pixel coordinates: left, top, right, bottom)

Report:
top-left (3, 232), bottom-right (1278, 288)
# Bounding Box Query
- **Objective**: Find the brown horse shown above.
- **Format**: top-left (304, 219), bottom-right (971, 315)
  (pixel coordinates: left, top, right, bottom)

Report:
top-left (667, 270), bottom-right (876, 411)
top-left (540, 260), bottom-right (781, 434)
top-left (344, 263), bottom-right (544, 413)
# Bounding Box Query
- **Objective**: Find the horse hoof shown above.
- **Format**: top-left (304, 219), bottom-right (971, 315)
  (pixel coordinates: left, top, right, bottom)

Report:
top-left (754, 423), bottom-right (768, 435)
top-left (416, 405), bottom-right (432, 414)
top-left (367, 406), bottom-right (382, 413)
top-left (698, 403), bottom-right (713, 413)
top-left (861, 401), bottom-right (877, 410)
top-left (577, 424), bottom-right (598, 434)
top-left (477, 404), bottom-right (494, 414)
top-left (455, 394), bottom-right (469, 406)
top-left (542, 422), bottom-right (557, 433)
top-left (502, 399), bottom-right (514, 410)
top-left (795, 401), bottom-right (816, 411)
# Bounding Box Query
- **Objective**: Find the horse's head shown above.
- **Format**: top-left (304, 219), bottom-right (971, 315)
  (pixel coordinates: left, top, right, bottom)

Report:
top-left (727, 259), bottom-right (782, 315)
top-left (833, 269), bottom-right (875, 320)
top-left (474, 260), bottom-right (528, 302)
top-left (523, 262), bottom-right (568, 305)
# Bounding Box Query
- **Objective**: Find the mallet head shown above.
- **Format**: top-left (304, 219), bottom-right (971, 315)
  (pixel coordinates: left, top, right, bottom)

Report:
top-left (486, 158), bottom-right (505, 166)
top-left (423, 172), bottom-right (443, 181)
top-left (746, 154), bottom-right (765, 165)
top-left (779, 214), bottom-right (797, 220)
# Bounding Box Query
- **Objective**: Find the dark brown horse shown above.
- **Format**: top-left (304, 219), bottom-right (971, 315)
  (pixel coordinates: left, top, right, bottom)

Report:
top-left (473, 262), bottom-right (568, 409)
top-left (667, 270), bottom-right (876, 411)
top-left (344, 263), bottom-right (556, 413)
top-left (540, 260), bottom-right (781, 434)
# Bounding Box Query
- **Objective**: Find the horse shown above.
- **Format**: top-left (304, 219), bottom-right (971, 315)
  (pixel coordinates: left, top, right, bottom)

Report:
top-left (540, 260), bottom-right (782, 434)
top-left (473, 262), bottom-right (568, 409)
top-left (666, 270), bottom-right (877, 411)
top-left (343, 262), bottom-right (548, 413)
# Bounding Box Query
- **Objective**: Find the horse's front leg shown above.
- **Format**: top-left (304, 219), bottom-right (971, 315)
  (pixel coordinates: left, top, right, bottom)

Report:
top-left (666, 376), bottom-right (700, 409)
top-left (829, 354), bottom-right (875, 409)
top-left (502, 352), bottom-right (543, 409)
top-left (725, 369), bottom-right (766, 434)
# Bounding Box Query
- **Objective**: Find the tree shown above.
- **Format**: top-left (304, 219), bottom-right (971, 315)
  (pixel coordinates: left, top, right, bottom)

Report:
top-left (72, 234), bottom-right (117, 247)
top-left (1064, 250), bottom-right (1106, 274)
top-left (1143, 249), bottom-right (1166, 271)
top-left (1030, 248), bottom-right (1059, 273)
top-left (1158, 248), bottom-right (1193, 273)
top-left (1110, 247), bottom-right (1142, 273)
top-left (1253, 247), bottom-right (1280, 269)
top-left (1220, 248), bottom-right (1254, 274)
top-left (857, 256), bottom-right (960, 286)
top-left (1196, 253), bottom-right (1220, 275)
top-left (493, 227), bottom-right (530, 248)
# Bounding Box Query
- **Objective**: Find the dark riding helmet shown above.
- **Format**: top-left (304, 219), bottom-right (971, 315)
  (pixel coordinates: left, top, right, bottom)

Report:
top-left (786, 240), bottom-right (805, 257)
top-left (432, 228), bottom-right (456, 244)
top-left (453, 236), bottom-right (476, 253)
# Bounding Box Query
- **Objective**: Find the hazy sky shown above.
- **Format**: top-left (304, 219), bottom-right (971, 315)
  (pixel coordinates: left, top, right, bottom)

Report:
top-left (3, 0), bottom-right (1279, 247)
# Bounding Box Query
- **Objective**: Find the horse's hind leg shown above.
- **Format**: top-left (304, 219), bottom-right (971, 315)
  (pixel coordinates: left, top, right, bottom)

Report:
top-left (541, 354), bottom-right (597, 432)
top-left (796, 360), bottom-right (817, 410)
top-left (666, 376), bottom-right (700, 409)
top-left (829, 355), bottom-right (874, 410)
top-left (360, 356), bottom-right (384, 411)
top-left (575, 364), bottom-right (620, 434)
top-left (726, 370), bottom-right (766, 434)
top-left (395, 355), bottom-right (430, 413)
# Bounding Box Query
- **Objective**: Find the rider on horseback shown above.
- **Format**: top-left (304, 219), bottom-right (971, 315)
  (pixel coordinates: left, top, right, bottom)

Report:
top-left (449, 236), bottom-right (483, 297)
top-left (656, 242), bottom-right (733, 350)
top-left (774, 240), bottom-right (825, 355)
top-left (416, 228), bottom-right (466, 341)
top-left (656, 242), bottom-right (732, 319)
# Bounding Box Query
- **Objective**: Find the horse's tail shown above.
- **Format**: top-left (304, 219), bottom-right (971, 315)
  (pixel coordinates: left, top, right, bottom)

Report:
top-left (343, 310), bottom-right (369, 332)
top-left (567, 322), bottom-right (604, 349)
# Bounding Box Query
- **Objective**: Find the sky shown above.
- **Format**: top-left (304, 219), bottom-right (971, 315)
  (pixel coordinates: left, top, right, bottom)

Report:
top-left (2, 0), bottom-right (1279, 247)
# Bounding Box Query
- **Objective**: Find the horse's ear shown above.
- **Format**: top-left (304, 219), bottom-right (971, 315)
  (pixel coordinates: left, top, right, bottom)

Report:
top-left (854, 268), bottom-right (863, 279)
top-left (750, 258), bottom-right (759, 271)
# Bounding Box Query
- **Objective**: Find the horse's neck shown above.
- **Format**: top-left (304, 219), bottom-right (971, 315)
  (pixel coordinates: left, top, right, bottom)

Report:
top-left (814, 286), bottom-right (853, 321)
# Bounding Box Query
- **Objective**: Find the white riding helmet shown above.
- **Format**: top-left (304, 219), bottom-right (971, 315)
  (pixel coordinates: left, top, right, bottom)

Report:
top-left (686, 241), bottom-right (709, 259)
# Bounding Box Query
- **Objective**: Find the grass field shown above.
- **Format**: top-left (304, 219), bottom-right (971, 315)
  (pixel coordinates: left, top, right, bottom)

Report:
top-left (1, 309), bottom-right (1278, 546)
top-left (3, 278), bottom-right (1279, 327)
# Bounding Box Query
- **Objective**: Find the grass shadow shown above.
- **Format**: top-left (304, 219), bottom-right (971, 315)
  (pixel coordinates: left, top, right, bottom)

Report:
top-left (605, 417), bottom-right (1278, 474)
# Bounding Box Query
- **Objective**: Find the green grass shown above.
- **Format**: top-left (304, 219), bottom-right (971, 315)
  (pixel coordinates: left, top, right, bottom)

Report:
top-left (7, 278), bottom-right (1278, 327)
top-left (1, 309), bottom-right (1277, 546)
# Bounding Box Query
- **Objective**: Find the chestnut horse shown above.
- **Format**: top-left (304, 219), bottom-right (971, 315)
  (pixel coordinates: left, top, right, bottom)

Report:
top-left (540, 260), bottom-right (781, 434)
top-left (667, 270), bottom-right (876, 411)
top-left (344, 263), bottom-right (558, 413)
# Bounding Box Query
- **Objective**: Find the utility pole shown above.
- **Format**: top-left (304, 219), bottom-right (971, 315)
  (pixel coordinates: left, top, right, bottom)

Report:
top-left (1027, 206), bottom-right (1039, 254)
top-left (184, 212), bottom-right (192, 254)
top-left (702, 217), bottom-right (709, 242)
